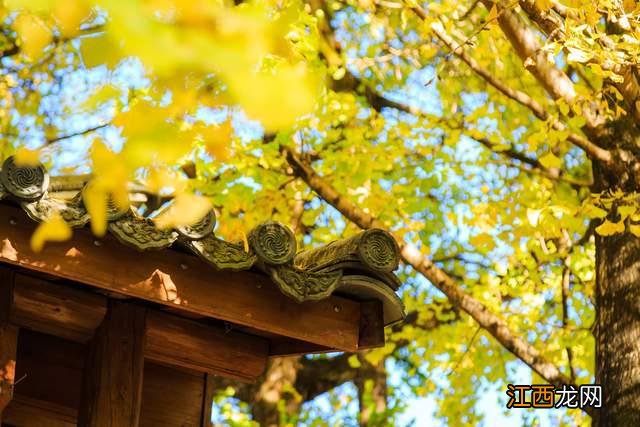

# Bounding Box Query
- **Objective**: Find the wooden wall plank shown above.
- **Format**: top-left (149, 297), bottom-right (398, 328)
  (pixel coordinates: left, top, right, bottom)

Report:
top-left (5, 331), bottom-right (215, 427)
top-left (11, 329), bottom-right (84, 412)
top-left (0, 267), bottom-right (17, 421)
top-left (0, 203), bottom-right (360, 351)
top-left (79, 302), bottom-right (147, 427)
top-left (146, 311), bottom-right (268, 382)
top-left (11, 273), bottom-right (106, 343)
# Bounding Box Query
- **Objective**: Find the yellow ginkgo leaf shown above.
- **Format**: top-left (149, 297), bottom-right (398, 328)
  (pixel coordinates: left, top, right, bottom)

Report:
top-left (90, 139), bottom-right (129, 183)
top-left (595, 219), bottom-right (625, 236)
top-left (348, 354), bottom-right (361, 368)
top-left (224, 63), bottom-right (320, 131)
top-left (154, 193), bottom-right (212, 230)
top-left (202, 120), bottom-right (232, 161)
top-left (623, 0), bottom-right (637, 13)
top-left (630, 224), bottom-right (640, 237)
top-left (539, 152), bottom-right (563, 169)
top-left (535, 0), bottom-right (553, 12)
top-left (470, 233), bottom-right (495, 250)
top-left (13, 147), bottom-right (41, 166)
top-left (30, 214), bottom-right (72, 253)
top-left (80, 35), bottom-right (122, 68)
top-left (13, 13), bottom-right (52, 60)
top-left (146, 167), bottom-right (183, 195)
top-left (486, 4), bottom-right (498, 25)
top-left (82, 84), bottom-right (121, 111)
top-left (53, 0), bottom-right (90, 37)
top-left (83, 184), bottom-right (108, 237)
top-left (618, 205), bottom-right (636, 219)
top-left (5, 0), bottom-right (56, 11)
top-left (240, 230), bottom-right (249, 252)
top-left (584, 203), bottom-right (608, 219)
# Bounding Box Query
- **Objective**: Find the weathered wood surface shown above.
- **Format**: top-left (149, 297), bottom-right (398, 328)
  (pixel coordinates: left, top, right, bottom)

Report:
top-left (268, 339), bottom-right (329, 357)
top-left (140, 363), bottom-right (204, 427)
top-left (3, 395), bottom-right (77, 427)
top-left (146, 311), bottom-right (268, 382)
top-left (4, 330), bottom-right (213, 427)
top-left (78, 302), bottom-right (147, 427)
top-left (11, 273), bottom-right (107, 343)
top-left (357, 300), bottom-right (385, 350)
top-left (4, 329), bottom-right (83, 425)
top-left (12, 329), bottom-right (84, 414)
top-left (0, 326), bottom-right (17, 422)
top-left (7, 274), bottom-right (268, 381)
top-left (200, 374), bottom-right (216, 427)
top-left (0, 267), bottom-right (17, 421)
top-left (0, 203), bottom-right (360, 351)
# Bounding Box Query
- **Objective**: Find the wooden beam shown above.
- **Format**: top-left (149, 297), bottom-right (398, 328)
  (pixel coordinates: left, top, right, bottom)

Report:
top-left (269, 339), bottom-right (330, 357)
top-left (78, 302), bottom-right (147, 427)
top-left (0, 203), bottom-right (360, 351)
top-left (8, 274), bottom-right (268, 382)
top-left (3, 395), bottom-right (76, 427)
top-left (146, 311), bottom-right (268, 382)
top-left (11, 273), bottom-right (106, 343)
top-left (0, 267), bottom-right (17, 421)
top-left (357, 300), bottom-right (385, 350)
top-left (270, 301), bottom-right (385, 355)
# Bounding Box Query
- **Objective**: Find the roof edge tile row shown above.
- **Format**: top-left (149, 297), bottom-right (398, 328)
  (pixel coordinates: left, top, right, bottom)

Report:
top-left (0, 156), bottom-right (405, 325)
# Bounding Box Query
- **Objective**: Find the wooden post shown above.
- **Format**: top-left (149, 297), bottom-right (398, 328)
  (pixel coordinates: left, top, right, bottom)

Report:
top-left (0, 267), bottom-right (17, 421)
top-left (78, 301), bottom-right (147, 427)
top-left (200, 374), bottom-right (216, 427)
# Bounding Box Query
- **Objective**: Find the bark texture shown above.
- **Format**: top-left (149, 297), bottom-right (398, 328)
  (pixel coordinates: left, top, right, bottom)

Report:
top-left (593, 138), bottom-right (640, 426)
top-left (251, 357), bottom-right (302, 426)
top-left (356, 356), bottom-right (388, 427)
top-left (594, 230), bottom-right (640, 426)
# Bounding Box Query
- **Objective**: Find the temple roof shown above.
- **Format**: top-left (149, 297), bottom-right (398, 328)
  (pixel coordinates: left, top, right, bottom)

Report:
top-left (0, 156), bottom-right (405, 326)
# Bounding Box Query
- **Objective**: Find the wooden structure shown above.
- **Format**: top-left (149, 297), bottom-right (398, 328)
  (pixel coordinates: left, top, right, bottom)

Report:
top-left (0, 156), bottom-right (404, 426)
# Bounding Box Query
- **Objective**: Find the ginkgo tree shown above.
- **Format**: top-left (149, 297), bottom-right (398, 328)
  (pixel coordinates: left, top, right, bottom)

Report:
top-left (1, 0), bottom-right (640, 425)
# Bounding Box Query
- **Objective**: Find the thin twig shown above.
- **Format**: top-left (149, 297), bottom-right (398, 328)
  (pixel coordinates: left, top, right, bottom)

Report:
top-left (447, 327), bottom-right (481, 377)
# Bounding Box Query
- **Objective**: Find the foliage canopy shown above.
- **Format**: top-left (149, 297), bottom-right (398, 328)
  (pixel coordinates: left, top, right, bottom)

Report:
top-left (2, 0), bottom-right (640, 425)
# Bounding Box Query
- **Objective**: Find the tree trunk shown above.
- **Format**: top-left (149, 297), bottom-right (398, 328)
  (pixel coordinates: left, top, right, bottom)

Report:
top-left (251, 357), bottom-right (301, 426)
top-left (594, 230), bottom-right (640, 426)
top-left (356, 356), bottom-right (387, 427)
top-left (593, 153), bottom-right (640, 426)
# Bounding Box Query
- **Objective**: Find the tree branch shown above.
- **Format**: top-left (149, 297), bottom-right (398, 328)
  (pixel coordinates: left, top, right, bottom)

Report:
top-left (46, 123), bottom-right (109, 145)
top-left (409, 7), bottom-right (614, 167)
top-left (469, 135), bottom-right (592, 187)
top-left (518, 0), bottom-right (640, 123)
top-left (282, 145), bottom-right (594, 417)
top-left (481, 0), bottom-right (578, 104)
top-left (317, 0), bottom-right (609, 176)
